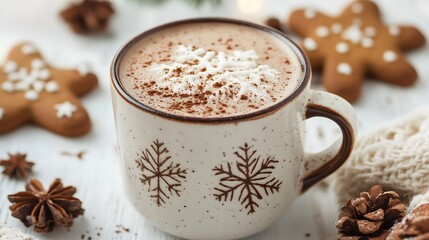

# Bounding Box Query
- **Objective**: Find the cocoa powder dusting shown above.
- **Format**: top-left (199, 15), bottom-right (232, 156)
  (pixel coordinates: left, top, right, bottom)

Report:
top-left (120, 22), bottom-right (301, 118)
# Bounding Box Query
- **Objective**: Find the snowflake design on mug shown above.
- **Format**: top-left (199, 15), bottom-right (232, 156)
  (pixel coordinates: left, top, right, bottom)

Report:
top-left (135, 140), bottom-right (187, 206)
top-left (213, 143), bottom-right (282, 214)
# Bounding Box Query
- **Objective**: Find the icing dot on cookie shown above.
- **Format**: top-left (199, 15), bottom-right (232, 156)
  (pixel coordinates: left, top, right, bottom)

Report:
top-left (364, 26), bottom-right (377, 37)
top-left (4, 61), bottom-right (17, 74)
top-left (389, 25), bottom-right (400, 36)
top-left (77, 64), bottom-right (90, 76)
top-left (1, 57), bottom-right (63, 100)
top-left (18, 68), bottom-right (28, 79)
top-left (8, 72), bottom-right (20, 82)
top-left (336, 42), bottom-right (349, 54)
top-left (31, 59), bottom-right (45, 69)
top-left (45, 81), bottom-right (59, 93)
top-left (0, 107), bottom-right (4, 120)
top-left (351, 2), bottom-right (364, 14)
top-left (315, 26), bottom-right (330, 38)
top-left (342, 25), bottom-right (363, 44)
top-left (15, 81), bottom-right (30, 91)
top-left (383, 50), bottom-right (398, 62)
top-left (337, 63), bottom-right (352, 75)
top-left (22, 72), bottom-right (36, 83)
top-left (22, 44), bottom-right (37, 55)
top-left (38, 69), bottom-right (51, 80)
top-left (55, 101), bottom-right (77, 119)
top-left (25, 90), bottom-right (38, 101)
top-left (1, 82), bottom-right (14, 93)
top-left (304, 8), bottom-right (316, 19)
top-left (32, 81), bottom-right (45, 92)
top-left (331, 23), bottom-right (342, 34)
top-left (361, 37), bottom-right (374, 48)
top-left (303, 38), bottom-right (318, 51)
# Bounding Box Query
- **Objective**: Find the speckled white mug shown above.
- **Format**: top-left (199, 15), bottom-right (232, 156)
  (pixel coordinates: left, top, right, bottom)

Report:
top-left (111, 18), bottom-right (357, 240)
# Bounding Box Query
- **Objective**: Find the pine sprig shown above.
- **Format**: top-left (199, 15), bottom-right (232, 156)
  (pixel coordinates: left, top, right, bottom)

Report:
top-left (184, 0), bottom-right (222, 7)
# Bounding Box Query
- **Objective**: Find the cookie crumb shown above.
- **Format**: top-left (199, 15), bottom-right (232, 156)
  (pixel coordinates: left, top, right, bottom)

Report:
top-left (61, 150), bottom-right (86, 160)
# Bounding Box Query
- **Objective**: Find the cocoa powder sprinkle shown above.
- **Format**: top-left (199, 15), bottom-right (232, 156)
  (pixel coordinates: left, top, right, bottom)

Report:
top-left (121, 24), bottom-right (300, 118)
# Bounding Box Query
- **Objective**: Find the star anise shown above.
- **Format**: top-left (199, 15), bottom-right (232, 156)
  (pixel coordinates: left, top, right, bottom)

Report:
top-left (60, 0), bottom-right (114, 34)
top-left (8, 179), bottom-right (84, 233)
top-left (0, 153), bottom-right (34, 178)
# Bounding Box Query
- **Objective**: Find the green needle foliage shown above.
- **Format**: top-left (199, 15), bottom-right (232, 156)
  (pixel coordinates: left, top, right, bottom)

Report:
top-left (184, 0), bottom-right (222, 7)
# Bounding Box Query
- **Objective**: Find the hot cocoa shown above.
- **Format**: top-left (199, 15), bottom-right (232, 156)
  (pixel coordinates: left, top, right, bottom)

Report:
top-left (119, 22), bottom-right (302, 117)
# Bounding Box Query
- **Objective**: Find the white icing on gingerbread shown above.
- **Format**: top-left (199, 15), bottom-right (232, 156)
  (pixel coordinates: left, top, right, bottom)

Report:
top-left (77, 63), bottom-right (90, 76)
top-left (0, 107), bottom-right (4, 120)
top-left (364, 26), bottom-right (377, 37)
top-left (38, 69), bottom-right (51, 80)
top-left (389, 25), bottom-right (400, 36)
top-left (25, 90), bottom-right (38, 101)
top-left (331, 23), bottom-right (343, 34)
top-left (55, 101), bottom-right (77, 119)
top-left (15, 81), bottom-right (30, 91)
top-left (351, 2), bottom-right (364, 14)
top-left (1, 82), bottom-right (14, 92)
top-left (336, 42), bottom-right (349, 54)
top-left (315, 26), bottom-right (330, 38)
top-left (383, 50), bottom-right (398, 63)
top-left (2, 59), bottom-right (59, 101)
top-left (303, 38), bottom-right (318, 51)
top-left (337, 63), bottom-right (352, 75)
top-left (18, 68), bottom-right (28, 80)
top-left (342, 25), bottom-right (363, 44)
top-left (31, 59), bottom-right (45, 69)
top-left (361, 37), bottom-right (374, 48)
top-left (3, 61), bottom-right (17, 74)
top-left (45, 81), bottom-right (59, 93)
top-left (304, 8), bottom-right (316, 19)
top-left (22, 44), bottom-right (37, 55)
top-left (8, 72), bottom-right (20, 82)
top-left (32, 81), bottom-right (45, 92)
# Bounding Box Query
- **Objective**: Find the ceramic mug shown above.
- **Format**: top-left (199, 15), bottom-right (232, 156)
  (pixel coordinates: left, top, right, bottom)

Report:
top-left (111, 18), bottom-right (357, 240)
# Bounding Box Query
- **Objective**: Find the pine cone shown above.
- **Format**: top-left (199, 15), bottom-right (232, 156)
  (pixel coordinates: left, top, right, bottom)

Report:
top-left (388, 204), bottom-right (429, 240)
top-left (60, 0), bottom-right (114, 34)
top-left (264, 17), bottom-right (289, 33)
top-left (336, 185), bottom-right (406, 240)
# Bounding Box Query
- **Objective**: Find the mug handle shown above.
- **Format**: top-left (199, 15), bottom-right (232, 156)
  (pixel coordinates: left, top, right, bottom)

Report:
top-left (301, 90), bottom-right (357, 192)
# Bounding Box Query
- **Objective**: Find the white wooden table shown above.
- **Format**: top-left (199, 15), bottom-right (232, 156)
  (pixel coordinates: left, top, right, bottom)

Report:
top-left (1, 0), bottom-right (429, 239)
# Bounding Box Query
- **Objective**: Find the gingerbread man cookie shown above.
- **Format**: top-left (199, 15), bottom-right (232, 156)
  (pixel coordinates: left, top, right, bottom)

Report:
top-left (0, 43), bottom-right (97, 137)
top-left (289, 0), bottom-right (426, 102)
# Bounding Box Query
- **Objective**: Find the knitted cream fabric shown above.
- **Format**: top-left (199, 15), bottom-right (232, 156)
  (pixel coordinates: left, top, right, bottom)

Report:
top-left (0, 225), bottom-right (36, 240)
top-left (332, 107), bottom-right (429, 204)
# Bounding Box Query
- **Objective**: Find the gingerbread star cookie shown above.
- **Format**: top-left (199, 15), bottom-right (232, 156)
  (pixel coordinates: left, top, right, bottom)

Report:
top-left (289, 0), bottom-right (426, 102)
top-left (0, 43), bottom-right (98, 137)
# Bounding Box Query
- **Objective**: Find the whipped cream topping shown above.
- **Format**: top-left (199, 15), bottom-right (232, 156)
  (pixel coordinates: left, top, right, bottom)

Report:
top-left (150, 45), bottom-right (281, 103)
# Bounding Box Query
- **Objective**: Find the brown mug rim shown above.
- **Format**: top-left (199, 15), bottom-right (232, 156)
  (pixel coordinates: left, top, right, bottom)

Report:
top-left (110, 18), bottom-right (311, 123)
